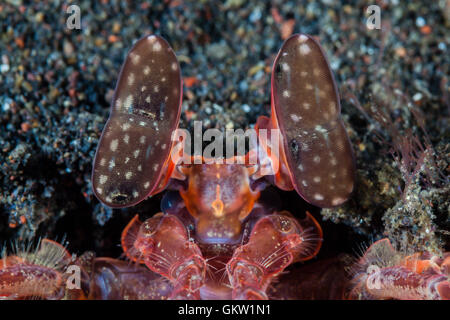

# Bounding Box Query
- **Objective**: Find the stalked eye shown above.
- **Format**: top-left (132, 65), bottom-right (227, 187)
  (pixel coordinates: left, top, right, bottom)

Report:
top-left (92, 35), bottom-right (182, 208)
top-left (271, 34), bottom-right (355, 208)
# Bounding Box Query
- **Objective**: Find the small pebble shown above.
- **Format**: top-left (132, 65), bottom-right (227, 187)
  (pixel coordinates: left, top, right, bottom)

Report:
top-left (413, 93), bottom-right (423, 101)
top-left (415, 17), bottom-right (426, 27)
top-left (242, 104), bottom-right (251, 113)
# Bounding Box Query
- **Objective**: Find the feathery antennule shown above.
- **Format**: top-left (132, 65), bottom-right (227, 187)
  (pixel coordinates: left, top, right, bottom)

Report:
top-left (0, 238), bottom-right (71, 300)
top-left (348, 239), bottom-right (402, 284)
top-left (347, 238), bottom-right (450, 300)
top-left (1, 237), bottom-right (71, 270)
top-left (347, 238), bottom-right (401, 299)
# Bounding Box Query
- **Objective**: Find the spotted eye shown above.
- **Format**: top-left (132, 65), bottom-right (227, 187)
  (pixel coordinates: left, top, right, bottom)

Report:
top-left (271, 34), bottom-right (355, 208)
top-left (92, 35), bottom-right (182, 208)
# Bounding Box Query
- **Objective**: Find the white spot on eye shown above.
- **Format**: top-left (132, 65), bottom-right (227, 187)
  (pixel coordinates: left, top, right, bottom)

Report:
top-left (154, 85), bottom-right (159, 93)
top-left (148, 35), bottom-right (157, 44)
top-left (130, 53), bottom-right (140, 65)
top-left (283, 90), bottom-right (290, 98)
top-left (134, 149), bottom-right (140, 158)
top-left (282, 63), bottom-right (290, 71)
top-left (137, 165), bottom-right (142, 171)
top-left (302, 180), bottom-right (308, 187)
top-left (161, 144), bottom-right (167, 150)
top-left (128, 73), bottom-right (135, 86)
top-left (299, 43), bottom-right (311, 55)
top-left (171, 62), bottom-right (177, 71)
top-left (129, 117), bottom-right (134, 122)
top-left (314, 193), bottom-right (324, 201)
top-left (303, 103), bottom-right (311, 109)
top-left (125, 172), bottom-right (132, 180)
top-left (115, 98), bottom-right (122, 110)
top-left (145, 96), bottom-right (151, 103)
top-left (133, 191), bottom-right (139, 198)
top-left (109, 158), bottom-right (115, 169)
top-left (313, 156), bottom-right (320, 163)
top-left (153, 164), bottom-right (159, 171)
top-left (330, 158), bottom-right (337, 166)
top-left (153, 121), bottom-right (159, 131)
top-left (298, 34), bottom-right (308, 43)
top-left (141, 86), bottom-right (147, 92)
top-left (300, 71), bottom-right (308, 77)
top-left (332, 197), bottom-right (345, 206)
top-left (315, 126), bottom-right (329, 139)
top-left (100, 158), bottom-right (106, 166)
top-left (329, 101), bottom-right (336, 111)
top-left (123, 134), bottom-right (130, 144)
top-left (153, 41), bottom-right (162, 51)
top-left (290, 114), bottom-right (301, 122)
top-left (125, 157), bottom-right (130, 164)
top-left (124, 95), bottom-right (133, 111)
top-left (139, 121), bottom-right (146, 126)
top-left (99, 175), bottom-right (108, 184)
top-left (313, 176), bottom-right (321, 183)
top-left (161, 77), bottom-right (166, 82)
top-left (122, 122), bottom-right (131, 131)
top-left (110, 139), bottom-right (119, 152)
top-left (301, 143), bottom-right (310, 151)
top-left (144, 182), bottom-right (150, 188)
top-left (96, 187), bottom-right (103, 195)
top-left (331, 172), bottom-right (337, 178)
top-left (298, 164), bottom-right (304, 171)
top-left (140, 136), bottom-right (146, 144)
top-left (144, 66), bottom-right (150, 75)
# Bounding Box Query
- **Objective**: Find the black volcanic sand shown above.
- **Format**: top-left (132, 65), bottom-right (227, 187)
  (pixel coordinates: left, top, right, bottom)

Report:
top-left (0, 0), bottom-right (448, 263)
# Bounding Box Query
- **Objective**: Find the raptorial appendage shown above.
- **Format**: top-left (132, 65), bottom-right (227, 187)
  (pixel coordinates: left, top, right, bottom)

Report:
top-left (122, 214), bottom-right (207, 299)
top-left (226, 212), bottom-right (323, 299)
